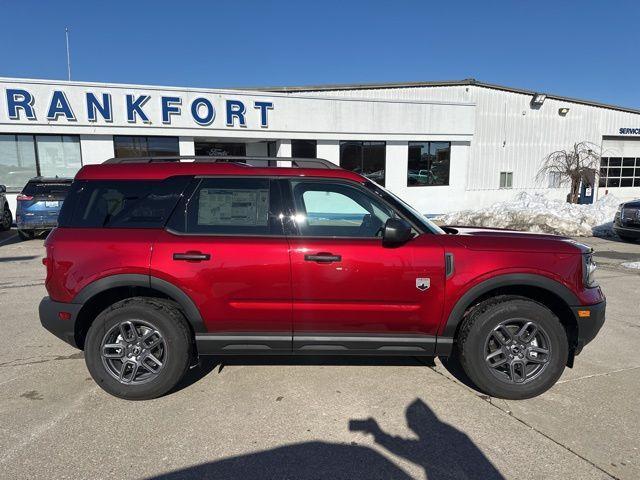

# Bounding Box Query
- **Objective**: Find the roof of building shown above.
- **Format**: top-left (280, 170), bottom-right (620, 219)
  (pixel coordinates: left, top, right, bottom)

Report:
top-left (247, 78), bottom-right (640, 115)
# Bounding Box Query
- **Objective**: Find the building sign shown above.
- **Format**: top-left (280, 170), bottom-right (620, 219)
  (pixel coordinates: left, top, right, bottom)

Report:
top-left (0, 78), bottom-right (475, 139)
top-left (3, 87), bottom-right (273, 128)
top-left (619, 128), bottom-right (640, 135)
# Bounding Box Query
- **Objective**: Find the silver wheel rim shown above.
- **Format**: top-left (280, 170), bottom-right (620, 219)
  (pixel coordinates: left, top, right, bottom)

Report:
top-left (100, 320), bottom-right (167, 385)
top-left (484, 318), bottom-right (551, 385)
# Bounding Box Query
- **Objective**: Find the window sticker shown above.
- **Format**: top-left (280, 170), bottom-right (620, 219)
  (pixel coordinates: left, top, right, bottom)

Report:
top-left (197, 188), bottom-right (269, 226)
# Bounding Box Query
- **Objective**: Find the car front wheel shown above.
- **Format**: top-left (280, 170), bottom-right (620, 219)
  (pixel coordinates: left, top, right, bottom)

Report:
top-left (457, 296), bottom-right (568, 400)
top-left (85, 297), bottom-right (192, 400)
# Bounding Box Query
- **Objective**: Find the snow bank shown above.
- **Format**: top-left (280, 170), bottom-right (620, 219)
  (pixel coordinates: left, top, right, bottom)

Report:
top-left (621, 261), bottom-right (640, 270)
top-left (435, 192), bottom-right (620, 237)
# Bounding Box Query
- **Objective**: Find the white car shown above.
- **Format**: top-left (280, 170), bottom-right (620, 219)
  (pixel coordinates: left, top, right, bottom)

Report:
top-left (0, 184), bottom-right (13, 231)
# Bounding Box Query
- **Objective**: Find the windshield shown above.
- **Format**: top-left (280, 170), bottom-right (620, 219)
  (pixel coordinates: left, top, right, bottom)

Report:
top-left (363, 180), bottom-right (445, 234)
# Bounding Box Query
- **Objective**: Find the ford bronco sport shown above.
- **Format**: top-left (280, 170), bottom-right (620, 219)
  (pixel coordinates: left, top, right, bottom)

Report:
top-left (39, 156), bottom-right (606, 400)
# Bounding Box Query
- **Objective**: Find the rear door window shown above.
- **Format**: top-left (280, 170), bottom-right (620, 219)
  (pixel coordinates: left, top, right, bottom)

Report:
top-left (58, 177), bottom-right (190, 228)
top-left (167, 177), bottom-right (283, 235)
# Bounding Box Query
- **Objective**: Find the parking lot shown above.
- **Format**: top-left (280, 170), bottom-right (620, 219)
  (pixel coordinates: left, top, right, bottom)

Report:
top-left (0, 230), bottom-right (638, 480)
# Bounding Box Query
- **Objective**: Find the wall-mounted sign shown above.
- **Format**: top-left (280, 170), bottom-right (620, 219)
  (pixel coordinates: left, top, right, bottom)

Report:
top-left (3, 87), bottom-right (274, 128)
top-left (618, 128), bottom-right (640, 135)
top-left (0, 78), bottom-right (475, 140)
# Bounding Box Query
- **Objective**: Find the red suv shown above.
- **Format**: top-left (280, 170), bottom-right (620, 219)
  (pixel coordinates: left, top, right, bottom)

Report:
top-left (39, 156), bottom-right (606, 400)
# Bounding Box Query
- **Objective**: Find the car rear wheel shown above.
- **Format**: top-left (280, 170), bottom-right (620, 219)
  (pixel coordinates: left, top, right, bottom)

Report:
top-left (85, 297), bottom-right (192, 400)
top-left (0, 207), bottom-right (11, 231)
top-left (457, 296), bottom-right (568, 400)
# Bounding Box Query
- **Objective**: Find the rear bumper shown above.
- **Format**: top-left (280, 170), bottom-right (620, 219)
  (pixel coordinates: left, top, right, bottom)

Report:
top-left (17, 220), bottom-right (57, 230)
top-left (572, 300), bottom-right (606, 354)
top-left (39, 297), bottom-right (82, 349)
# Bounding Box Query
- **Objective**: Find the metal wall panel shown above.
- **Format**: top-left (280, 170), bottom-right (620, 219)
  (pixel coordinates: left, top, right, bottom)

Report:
top-left (292, 86), bottom-right (640, 192)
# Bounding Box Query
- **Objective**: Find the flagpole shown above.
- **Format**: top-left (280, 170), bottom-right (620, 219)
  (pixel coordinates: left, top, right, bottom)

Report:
top-left (65, 27), bottom-right (71, 81)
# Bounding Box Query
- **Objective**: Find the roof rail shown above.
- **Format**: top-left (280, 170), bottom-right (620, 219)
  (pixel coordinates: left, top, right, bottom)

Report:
top-left (102, 156), bottom-right (342, 169)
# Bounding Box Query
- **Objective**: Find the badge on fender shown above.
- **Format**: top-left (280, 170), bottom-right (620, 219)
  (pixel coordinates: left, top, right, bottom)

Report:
top-left (416, 278), bottom-right (430, 291)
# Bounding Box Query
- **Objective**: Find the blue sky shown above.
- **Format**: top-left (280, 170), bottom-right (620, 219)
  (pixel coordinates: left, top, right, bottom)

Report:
top-left (1, 1), bottom-right (639, 107)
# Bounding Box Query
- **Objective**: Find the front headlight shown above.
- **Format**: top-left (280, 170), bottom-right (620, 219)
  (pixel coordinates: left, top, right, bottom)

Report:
top-left (583, 253), bottom-right (598, 288)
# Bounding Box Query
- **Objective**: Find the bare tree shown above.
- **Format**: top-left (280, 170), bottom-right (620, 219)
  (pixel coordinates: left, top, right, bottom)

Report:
top-left (537, 142), bottom-right (600, 204)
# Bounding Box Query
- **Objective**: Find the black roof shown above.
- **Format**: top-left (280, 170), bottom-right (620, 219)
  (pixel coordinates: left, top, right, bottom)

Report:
top-left (247, 78), bottom-right (640, 115)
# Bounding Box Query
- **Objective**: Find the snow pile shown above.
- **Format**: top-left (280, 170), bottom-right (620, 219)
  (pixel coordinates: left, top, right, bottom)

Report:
top-left (621, 261), bottom-right (640, 270)
top-left (436, 192), bottom-right (620, 237)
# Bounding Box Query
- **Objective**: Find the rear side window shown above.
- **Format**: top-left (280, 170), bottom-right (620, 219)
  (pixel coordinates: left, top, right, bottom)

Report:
top-left (58, 177), bottom-right (190, 228)
top-left (22, 181), bottom-right (71, 198)
top-left (167, 177), bottom-right (282, 235)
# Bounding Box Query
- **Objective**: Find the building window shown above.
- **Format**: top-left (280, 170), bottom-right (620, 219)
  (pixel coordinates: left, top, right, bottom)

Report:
top-left (114, 136), bottom-right (179, 158)
top-left (194, 141), bottom-right (246, 157)
top-left (292, 140), bottom-right (317, 158)
top-left (0, 134), bottom-right (82, 192)
top-left (339, 141), bottom-right (386, 186)
top-left (500, 172), bottom-right (513, 189)
top-left (548, 172), bottom-right (563, 188)
top-left (599, 157), bottom-right (640, 188)
top-left (407, 142), bottom-right (451, 186)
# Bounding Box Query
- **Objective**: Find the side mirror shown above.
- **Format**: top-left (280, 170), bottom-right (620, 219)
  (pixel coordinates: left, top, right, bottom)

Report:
top-left (382, 217), bottom-right (412, 246)
top-left (0, 185), bottom-right (5, 193)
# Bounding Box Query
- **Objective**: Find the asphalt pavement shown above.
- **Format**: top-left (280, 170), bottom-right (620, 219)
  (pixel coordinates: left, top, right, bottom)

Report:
top-left (0, 231), bottom-right (638, 479)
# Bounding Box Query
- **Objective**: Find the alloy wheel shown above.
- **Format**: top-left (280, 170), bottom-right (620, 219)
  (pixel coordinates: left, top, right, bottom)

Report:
top-left (100, 320), bottom-right (167, 385)
top-left (484, 318), bottom-right (551, 384)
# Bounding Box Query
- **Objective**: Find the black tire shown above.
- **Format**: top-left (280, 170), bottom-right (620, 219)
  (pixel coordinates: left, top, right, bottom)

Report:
top-left (457, 296), bottom-right (568, 400)
top-left (18, 229), bottom-right (34, 240)
top-left (85, 297), bottom-right (192, 400)
top-left (0, 206), bottom-right (11, 231)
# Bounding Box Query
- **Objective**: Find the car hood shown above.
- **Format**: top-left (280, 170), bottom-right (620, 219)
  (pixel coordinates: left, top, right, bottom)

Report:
top-left (443, 226), bottom-right (590, 254)
top-left (622, 199), bottom-right (640, 208)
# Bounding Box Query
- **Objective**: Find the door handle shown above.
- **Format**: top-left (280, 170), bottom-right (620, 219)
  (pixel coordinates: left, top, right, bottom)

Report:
top-left (304, 253), bottom-right (342, 263)
top-left (173, 251), bottom-right (211, 262)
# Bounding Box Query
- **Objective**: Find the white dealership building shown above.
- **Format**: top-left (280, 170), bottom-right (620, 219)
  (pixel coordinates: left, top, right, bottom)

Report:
top-left (1, 77), bottom-right (640, 215)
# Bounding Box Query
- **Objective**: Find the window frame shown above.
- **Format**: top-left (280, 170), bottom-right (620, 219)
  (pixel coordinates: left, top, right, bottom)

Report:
top-left (165, 176), bottom-right (286, 237)
top-left (406, 141), bottom-right (452, 187)
top-left (339, 141), bottom-right (387, 187)
top-left (281, 177), bottom-right (422, 239)
top-left (499, 171), bottom-right (513, 189)
top-left (600, 156), bottom-right (640, 188)
top-left (113, 135), bottom-right (180, 158)
top-left (291, 139), bottom-right (318, 159)
top-left (0, 133), bottom-right (82, 192)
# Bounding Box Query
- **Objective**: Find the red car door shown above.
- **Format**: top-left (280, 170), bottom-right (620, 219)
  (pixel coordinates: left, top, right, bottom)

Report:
top-left (151, 177), bottom-right (292, 353)
top-left (284, 179), bottom-right (445, 353)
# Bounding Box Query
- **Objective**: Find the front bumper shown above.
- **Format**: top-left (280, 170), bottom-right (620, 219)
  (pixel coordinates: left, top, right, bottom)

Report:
top-left (572, 300), bottom-right (606, 354)
top-left (39, 297), bottom-right (82, 349)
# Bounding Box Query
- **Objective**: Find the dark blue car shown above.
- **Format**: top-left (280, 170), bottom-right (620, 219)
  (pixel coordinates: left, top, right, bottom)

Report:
top-left (16, 177), bottom-right (73, 240)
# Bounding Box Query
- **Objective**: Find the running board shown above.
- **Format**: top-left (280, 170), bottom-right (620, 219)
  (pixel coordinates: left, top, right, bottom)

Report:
top-left (195, 333), bottom-right (453, 356)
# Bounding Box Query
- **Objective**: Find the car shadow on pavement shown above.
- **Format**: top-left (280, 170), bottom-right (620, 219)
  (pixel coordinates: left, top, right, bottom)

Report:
top-left (169, 356), bottom-right (435, 396)
top-left (147, 398), bottom-right (504, 480)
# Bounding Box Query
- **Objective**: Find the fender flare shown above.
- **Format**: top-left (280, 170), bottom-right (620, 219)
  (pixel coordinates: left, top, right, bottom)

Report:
top-left (441, 273), bottom-right (580, 338)
top-left (72, 274), bottom-right (206, 332)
